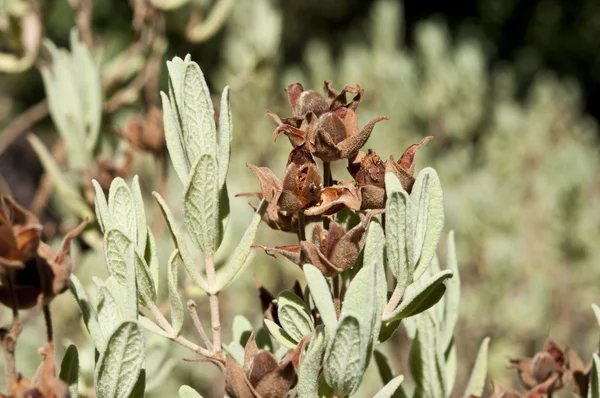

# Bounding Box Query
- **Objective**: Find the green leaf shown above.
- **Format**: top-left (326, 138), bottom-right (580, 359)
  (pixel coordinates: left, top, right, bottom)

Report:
top-left (70, 274), bottom-right (106, 351)
top-left (161, 91), bottom-right (189, 185)
top-left (27, 134), bottom-right (94, 221)
top-left (218, 86), bottom-right (232, 189)
top-left (373, 375), bottom-right (405, 398)
top-left (108, 178), bottom-right (138, 244)
top-left (232, 315), bottom-right (253, 346)
top-left (263, 319), bottom-right (297, 349)
top-left (152, 192), bottom-right (209, 292)
top-left (223, 341), bottom-right (245, 365)
top-left (129, 369), bottom-right (145, 398)
top-left (383, 270), bottom-right (453, 322)
top-left (167, 250), bottom-right (184, 337)
top-left (590, 354), bottom-right (600, 398)
top-left (304, 264), bottom-right (337, 336)
top-left (410, 313), bottom-right (446, 398)
top-left (184, 154), bottom-right (220, 253)
top-left (464, 337), bottom-right (490, 398)
top-left (97, 278), bottom-right (128, 338)
top-left (445, 339), bottom-right (457, 395)
top-left (323, 314), bottom-right (363, 396)
top-left (278, 290), bottom-right (314, 342)
top-left (182, 62), bottom-right (217, 165)
top-left (592, 304), bottom-right (600, 328)
top-left (178, 385), bottom-right (203, 398)
top-left (145, 227), bottom-right (159, 294)
top-left (374, 350), bottom-right (394, 385)
top-left (92, 179), bottom-right (110, 233)
top-left (298, 325), bottom-right (326, 398)
top-left (385, 172), bottom-right (413, 287)
top-left (378, 319), bottom-right (402, 344)
top-left (104, 229), bottom-right (156, 306)
top-left (215, 199), bottom-right (267, 291)
top-left (440, 231), bottom-right (460, 350)
top-left (131, 176), bottom-right (147, 252)
top-left (410, 168), bottom-right (444, 280)
top-left (59, 344), bottom-right (79, 398)
top-left (139, 316), bottom-right (170, 338)
top-left (95, 321), bottom-right (145, 398)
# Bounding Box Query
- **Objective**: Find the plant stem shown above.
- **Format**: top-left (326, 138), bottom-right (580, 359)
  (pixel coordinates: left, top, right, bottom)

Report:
top-left (297, 212), bottom-right (306, 241)
top-left (187, 300), bottom-right (214, 351)
top-left (147, 301), bottom-right (212, 357)
top-left (332, 274), bottom-right (341, 319)
top-left (204, 252), bottom-right (222, 357)
top-left (383, 283), bottom-right (406, 317)
top-left (2, 274), bottom-right (22, 389)
top-left (323, 161), bottom-right (332, 230)
top-left (42, 304), bottom-right (53, 345)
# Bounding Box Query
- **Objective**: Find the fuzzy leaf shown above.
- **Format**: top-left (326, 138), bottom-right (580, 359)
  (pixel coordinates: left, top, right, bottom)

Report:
top-left (218, 86), bottom-right (232, 189)
top-left (129, 369), bottom-right (145, 398)
top-left (410, 168), bottom-right (444, 280)
top-left (184, 154), bottom-right (220, 253)
top-left (108, 178), bottom-right (138, 243)
top-left (374, 375), bottom-right (405, 398)
top-left (385, 173), bottom-right (413, 286)
top-left (304, 264), bottom-right (336, 336)
top-left (153, 192), bottom-right (209, 291)
top-left (95, 321), bottom-right (145, 398)
top-left (145, 227), bottom-right (159, 294)
top-left (167, 250), bottom-right (184, 337)
top-left (278, 290), bottom-right (314, 342)
top-left (592, 304), bottom-right (600, 328)
top-left (590, 354), bottom-right (600, 398)
top-left (441, 231), bottom-right (460, 350)
top-left (410, 313), bottom-right (446, 398)
top-left (464, 337), bottom-right (490, 398)
top-left (97, 278), bottom-right (128, 339)
top-left (298, 325), bottom-right (326, 398)
top-left (215, 199), bottom-right (267, 291)
top-left (139, 316), bottom-right (170, 338)
top-left (232, 315), bottom-right (253, 346)
top-left (383, 270), bottom-right (453, 322)
top-left (179, 385), bottom-right (203, 398)
top-left (264, 319), bottom-right (297, 349)
top-left (324, 314), bottom-right (363, 396)
top-left (92, 179), bottom-right (110, 233)
top-left (59, 344), bottom-right (79, 398)
top-left (161, 92), bottom-right (189, 184)
top-left (131, 176), bottom-right (147, 252)
top-left (445, 340), bottom-right (457, 394)
top-left (70, 274), bottom-right (106, 351)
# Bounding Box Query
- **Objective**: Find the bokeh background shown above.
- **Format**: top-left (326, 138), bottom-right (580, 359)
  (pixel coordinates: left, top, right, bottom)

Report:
top-left (1, 0), bottom-right (600, 396)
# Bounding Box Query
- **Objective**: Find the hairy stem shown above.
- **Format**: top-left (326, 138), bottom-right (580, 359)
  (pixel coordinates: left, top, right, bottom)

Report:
top-left (187, 300), bottom-right (214, 351)
top-left (204, 253), bottom-right (222, 357)
top-left (383, 282), bottom-right (406, 317)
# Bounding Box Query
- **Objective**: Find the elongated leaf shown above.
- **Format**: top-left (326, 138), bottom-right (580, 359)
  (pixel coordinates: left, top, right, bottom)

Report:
top-left (385, 173), bottom-right (413, 286)
top-left (59, 344), bottom-right (79, 398)
top-left (182, 62), bottom-right (217, 164)
top-left (464, 337), bottom-right (490, 398)
top-left (324, 314), bottom-right (363, 396)
top-left (410, 168), bottom-right (444, 279)
top-left (179, 385), bottom-right (203, 398)
top-left (139, 316), bottom-right (170, 338)
top-left (304, 264), bottom-right (336, 336)
top-left (97, 280), bottom-right (127, 338)
top-left (298, 325), bottom-right (326, 398)
top-left (95, 321), bottom-right (145, 398)
top-left (215, 199), bottom-right (267, 291)
top-left (145, 227), bottom-right (159, 294)
top-left (374, 375), bottom-right (405, 398)
top-left (445, 339), bottom-right (457, 394)
top-left (131, 176), bottom-right (147, 252)
top-left (590, 354), bottom-right (600, 398)
top-left (383, 270), bottom-right (453, 322)
top-left (440, 231), bottom-right (460, 351)
top-left (374, 350), bottom-right (395, 385)
top-left (129, 369), bottom-right (145, 398)
top-left (592, 304), bottom-right (600, 328)
top-left (108, 178), bottom-right (138, 243)
top-left (92, 179), bottom-right (110, 233)
top-left (70, 274), bottom-right (106, 351)
top-left (161, 92), bottom-right (189, 184)
top-left (152, 192), bottom-right (209, 291)
top-left (263, 319), bottom-right (297, 349)
top-left (167, 250), bottom-right (184, 337)
top-left (232, 315), bottom-right (253, 346)
top-left (104, 229), bottom-right (156, 305)
top-left (184, 154), bottom-right (220, 253)
top-left (278, 290), bottom-right (314, 342)
top-left (410, 313), bottom-right (446, 398)
top-left (218, 86), bottom-right (232, 189)
top-left (27, 135), bottom-right (93, 220)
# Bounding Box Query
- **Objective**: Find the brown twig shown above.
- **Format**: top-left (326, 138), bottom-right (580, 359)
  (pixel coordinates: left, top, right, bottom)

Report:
top-left (187, 300), bottom-right (214, 352)
top-left (2, 274), bottom-right (23, 388)
top-left (0, 100), bottom-right (48, 157)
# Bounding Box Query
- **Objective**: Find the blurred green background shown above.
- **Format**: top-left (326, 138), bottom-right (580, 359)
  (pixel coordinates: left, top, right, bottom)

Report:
top-left (1, 0), bottom-right (600, 396)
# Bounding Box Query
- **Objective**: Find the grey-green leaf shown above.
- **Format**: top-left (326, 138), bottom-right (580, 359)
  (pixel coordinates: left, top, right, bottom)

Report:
top-left (179, 385), bottom-right (203, 398)
top-left (304, 264), bottom-right (336, 336)
top-left (410, 313), bottom-right (446, 398)
top-left (217, 86), bottom-right (232, 189)
top-left (374, 375), bottom-right (405, 398)
top-left (441, 231), bottom-right (460, 350)
top-left (59, 344), bottom-right (79, 398)
top-left (464, 337), bottom-right (490, 398)
top-left (92, 179), bottom-right (110, 233)
top-left (590, 354), bottom-right (600, 398)
top-left (161, 92), bottom-right (189, 185)
top-left (95, 321), bottom-right (145, 398)
top-left (215, 199), bottom-right (267, 291)
top-left (167, 250), bottom-right (184, 336)
top-left (108, 178), bottom-right (138, 243)
top-left (324, 314), bottom-right (363, 396)
top-left (298, 325), bottom-right (326, 398)
top-left (410, 168), bottom-right (444, 280)
top-left (145, 227), bottom-right (159, 294)
top-left (278, 290), bottom-right (314, 342)
top-left (592, 304), bottom-right (600, 328)
top-left (383, 269), bottom-right (453, 322)
top-left (70, 274), bottom-right (106, 351)
top-left (184, 154), bottom-right (220, 253)
top-left (263, 319), bottom-right (297, 349)
top-left (232, 315), bottom-right (253, 346)
top-left (131, 175), bottom-right (147, 252)
top-left (385, 172), bottom-right (413, 287)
